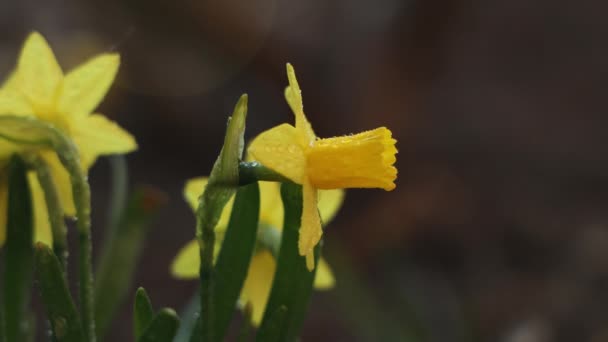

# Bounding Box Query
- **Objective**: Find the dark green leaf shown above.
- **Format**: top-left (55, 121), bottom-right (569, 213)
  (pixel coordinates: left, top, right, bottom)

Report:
top-left (3, 155), bottom-right (35, 341)
top-left (210, 182), bottom-right (260, 341)
top-left (257, 183), bottom-right (320, 341)
top-left (137, 308), bottom-right (180, 342)
top-left (95, 187), bottom-right (166, 338)
top-left (255, 305), bottom-right (287, 342)
top-left (133, 287), bottom-right (155, 340)
top-left (236, 303), bottom-right (254, 342)
top-left (34, 243), bottom-right (85, 341)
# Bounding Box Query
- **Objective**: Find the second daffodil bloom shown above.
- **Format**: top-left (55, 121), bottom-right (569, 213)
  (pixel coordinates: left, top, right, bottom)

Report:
top-left (248, 64), bottom-right (397, 270)
top-left (172, 178), bottom-right (344, 325)
top-left (0, 32), bottom-right (137, 246)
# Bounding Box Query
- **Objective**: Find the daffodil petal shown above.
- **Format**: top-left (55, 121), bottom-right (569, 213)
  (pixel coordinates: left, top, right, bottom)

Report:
top-left (299, 180), bottom-right (321, 271)
top-left (285, 63), bottom-right (315, 143)
top-left (41, 152), bottom-right (75, 216)
top-left (239, 250), bottom-right (276, 326)
top-left (16, 32), bottom-right (63, 107)
top-left (318, 189), bottom-right (344, 225)
top-left (0, 73), bottom-right (34, 116)
top-left (184, 177), bottom-right (234, 230)
top-left (0, 178), bottom-right (7, 247)
top-left (313, 257), bottom-right (335, 290)
top-left (27, 172), bottom-right (52, 245)
top-left (259, 181), bottom-right (283, 229)
top-left (71, 114), bottom-right (137, 170)
top-left (248, 124), bottom-right (307, 184)
top-left (184, 177), bottom-right (208, 211)
top-left (170, 240), bottom-right (200, 279)
top-left (58, 53), bottom-right (120, 118)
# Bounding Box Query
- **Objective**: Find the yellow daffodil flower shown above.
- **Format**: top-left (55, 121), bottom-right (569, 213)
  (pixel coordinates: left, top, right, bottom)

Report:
top-left (171, 177), bottom-right (343, 325)
top-left (247, 63), bottom-right (397, 270)
top-left (0, 32), bottom-right (137, 246)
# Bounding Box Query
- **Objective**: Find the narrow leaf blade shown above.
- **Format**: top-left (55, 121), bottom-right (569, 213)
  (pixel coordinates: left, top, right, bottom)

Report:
top-left (257, 183), bottom-right (320, 341)
top-left (3, 155), bottom-right (35, 341)
top-left (133, 287), bottom-right (155, 340)
top-left (212, 182), bottom-right (260, 341)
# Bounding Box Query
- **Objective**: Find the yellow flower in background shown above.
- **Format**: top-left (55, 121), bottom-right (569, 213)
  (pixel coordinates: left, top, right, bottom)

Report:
top-left (248, 63), bottom-right (397, 270)
top-left (0, 32), bottom-right (137, 246)
top-left (171, 177), bottom-right (343, 325)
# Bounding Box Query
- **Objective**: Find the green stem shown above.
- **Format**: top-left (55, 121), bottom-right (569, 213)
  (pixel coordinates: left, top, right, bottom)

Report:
top-left (57, 149), bottom-right (95, 342)
top-left (27, 155), bottom-right (68, 273)
top-left (197, 215), bottom-right (215, 342)
top-left (238, 162), bottom-right (291, 185)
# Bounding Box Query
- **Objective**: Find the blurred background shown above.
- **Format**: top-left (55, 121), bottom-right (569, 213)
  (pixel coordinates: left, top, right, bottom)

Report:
top-left (2, 0), bottom-right (608, 341)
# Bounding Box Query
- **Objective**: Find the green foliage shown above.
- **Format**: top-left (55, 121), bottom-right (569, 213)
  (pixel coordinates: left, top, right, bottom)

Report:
top-left (3, 156), bottom-right (35, 342)
top-left (188, 182), bottom-right (261, 342)
top-left (257, 183), bottom-right (320, 342)
top-left (133, 288), bottom-right (155, 340)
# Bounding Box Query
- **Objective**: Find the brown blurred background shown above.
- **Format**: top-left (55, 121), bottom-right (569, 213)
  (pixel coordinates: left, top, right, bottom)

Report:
top-left (3, 0), bottom-right (608, 341)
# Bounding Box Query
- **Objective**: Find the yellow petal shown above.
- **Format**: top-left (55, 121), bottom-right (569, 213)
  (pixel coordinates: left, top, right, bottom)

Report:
top-left (307, 127), bottom-right (397, 190)
top-left (0, 178), bottom-right (7, 247)
top-left (284, 63), bottom-right (315, 144)
top-left (71, 114), bottom-right (137, 170)
top-left (305, 252), bottom-right (315, 271)
top-left (313, 257), bottom-right (335, 290)
top-left (27, 172), bottom-right (53, 245)
top-left (318, 189), bottom-right (344, 225)
top-left (40, 152), bottom-right (75, 216)
top-left (258, 181), bottom-right (283, 229)
top-left (239, 250), bottom-right (276, 326)
top-left (58, 54), bottom-right (120, 118)
top-left (248, 124), bottom-right (307, 184)
top-left (299, 180), bottom-right (321, 271)
top-left (15, 32), bottom-right (63, 108)
top-left (183, 177), bottom-right (234, 230)
top-left (170, 240), bottom-right (200, 279)
top-left (0, 73), bottom-right (34, 116)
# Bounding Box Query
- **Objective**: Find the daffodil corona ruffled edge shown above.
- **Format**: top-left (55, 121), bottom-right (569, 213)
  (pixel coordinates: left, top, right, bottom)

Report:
top-left (0, 32), bottom-right (137, 247)
top-left (248, 63), bottom-right (397, 270)
top-left (171, 177), bottom-right (343, 325)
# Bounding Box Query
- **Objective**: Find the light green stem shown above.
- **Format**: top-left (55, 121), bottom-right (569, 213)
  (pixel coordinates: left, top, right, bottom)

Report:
top-left (27, 155), bottom-right (69, 273)
top-left (57, 150), bottom-right (95, 342)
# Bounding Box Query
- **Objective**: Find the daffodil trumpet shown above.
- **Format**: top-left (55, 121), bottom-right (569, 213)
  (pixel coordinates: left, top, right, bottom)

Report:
top-left (248, 63), bottom-right (398, 270)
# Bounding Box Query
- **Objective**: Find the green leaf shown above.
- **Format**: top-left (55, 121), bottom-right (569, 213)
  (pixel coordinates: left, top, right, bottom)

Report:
top-left (211, 182), bottom-right (260, 341)
top-left (95, 187), bottom-right (166, 338)
top-left (256, 305), bottom-right (288, 342)
top-left (196, 94), bottom-right (248, 341)
top-left (34, 243), bottom-right (85, 341)
top-left (133, 287), bottom-right (155, 341)
top-left (137, 308), bottom-right (180, 342)
top-left (256, 183), bottom-right (321, 342)
top-left (3, 155), bottom-right (35, 342)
